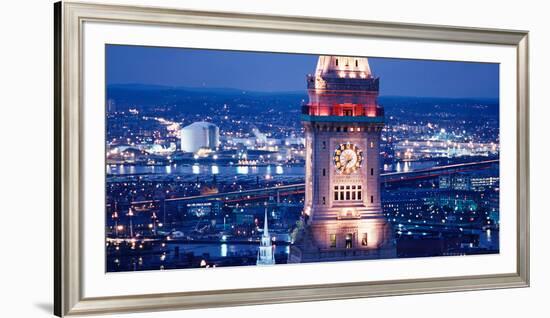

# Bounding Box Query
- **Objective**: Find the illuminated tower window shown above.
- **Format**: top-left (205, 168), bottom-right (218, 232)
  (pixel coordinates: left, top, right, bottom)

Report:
top-left (333, 185), bottom-right (362, 201)
top-left (361, 233), bottom-right (368, 246)
top-left (345, 234), bottom-right (353, 248)
top-left (329, 234), bottom-right (337, 248)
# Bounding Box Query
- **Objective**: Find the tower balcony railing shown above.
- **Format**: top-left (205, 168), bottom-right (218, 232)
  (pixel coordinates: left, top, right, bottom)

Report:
top-left (307, 74), bottom-right (380, 91)
top-left (301, 104), bottom-right (384, 118)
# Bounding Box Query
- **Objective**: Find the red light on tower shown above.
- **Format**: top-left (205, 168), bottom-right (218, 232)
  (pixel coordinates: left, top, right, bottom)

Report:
top-left (303, 56), bottom-right (382, 118)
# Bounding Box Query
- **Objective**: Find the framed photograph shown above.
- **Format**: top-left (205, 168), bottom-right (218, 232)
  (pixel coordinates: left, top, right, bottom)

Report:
top-left (54, 1), bottom-right (529, 316)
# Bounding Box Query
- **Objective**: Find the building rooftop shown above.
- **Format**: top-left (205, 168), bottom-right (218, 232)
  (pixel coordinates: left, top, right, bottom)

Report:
top-left (315, 56), bottom-right (373, 80)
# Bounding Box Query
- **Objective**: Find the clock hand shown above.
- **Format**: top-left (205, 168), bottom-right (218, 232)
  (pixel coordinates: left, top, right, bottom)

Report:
top-left (340, 157), bottom-right (348, 167)
top-left (345, 153), bottom-right (353, 166)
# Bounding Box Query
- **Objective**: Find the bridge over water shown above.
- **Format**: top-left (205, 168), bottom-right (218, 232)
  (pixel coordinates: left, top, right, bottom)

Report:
top-left (128, 159), bottom-right (498, 206)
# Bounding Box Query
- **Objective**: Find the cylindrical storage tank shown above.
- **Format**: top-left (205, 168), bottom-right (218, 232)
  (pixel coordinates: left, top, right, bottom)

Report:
top-left (180, 122), bottom-right (219, 153)
top-left (207, 124), bottom-right (220, 150)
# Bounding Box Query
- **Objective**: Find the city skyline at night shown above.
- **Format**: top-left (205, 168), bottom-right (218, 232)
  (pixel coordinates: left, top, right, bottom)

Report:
top-left (105, 45), bottom-right (500, 272)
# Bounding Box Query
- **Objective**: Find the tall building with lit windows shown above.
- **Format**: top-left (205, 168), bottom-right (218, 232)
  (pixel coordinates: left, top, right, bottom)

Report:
top-left (289, 56), bottom-right (395, 262)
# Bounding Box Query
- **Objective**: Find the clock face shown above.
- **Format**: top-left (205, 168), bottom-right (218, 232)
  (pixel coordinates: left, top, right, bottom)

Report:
top-left (333, 143), bottom-right (363, 174)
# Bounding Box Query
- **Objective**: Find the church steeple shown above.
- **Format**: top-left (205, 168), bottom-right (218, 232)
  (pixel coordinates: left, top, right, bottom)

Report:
top-left (257, 208), bottom-right (275, 265)
top-left (263, 208), bottom-right (269, 236)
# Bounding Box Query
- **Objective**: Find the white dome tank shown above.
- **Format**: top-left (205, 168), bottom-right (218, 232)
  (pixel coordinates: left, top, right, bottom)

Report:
top-left (179, 121), bottom-right (219, 153)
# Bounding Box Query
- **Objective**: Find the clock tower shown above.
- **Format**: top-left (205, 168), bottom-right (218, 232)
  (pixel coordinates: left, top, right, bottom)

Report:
top-left (290, 56), bottom-right (395, 262)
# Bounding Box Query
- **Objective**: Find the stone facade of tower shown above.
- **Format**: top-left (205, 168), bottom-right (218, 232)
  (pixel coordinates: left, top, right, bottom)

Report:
top-left (289, 56), bottom-right (395, 263)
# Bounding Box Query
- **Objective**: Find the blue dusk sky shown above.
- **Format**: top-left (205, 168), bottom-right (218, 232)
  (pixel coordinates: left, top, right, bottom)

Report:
top-left (106, 45), bottom-right (499, 99)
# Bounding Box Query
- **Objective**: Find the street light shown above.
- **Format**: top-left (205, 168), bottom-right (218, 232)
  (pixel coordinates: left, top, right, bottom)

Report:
top-left (151, 212), bottom-right (158, 236)
top-left (127, 207), bottom-right (134, 238)
top-left (111, 211), bottom-right (119, 237)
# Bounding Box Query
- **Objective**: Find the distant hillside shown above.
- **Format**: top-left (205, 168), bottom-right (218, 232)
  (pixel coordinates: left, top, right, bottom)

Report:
top-left (107, 84), bottom-right (307, 115)
top-left (107, 84), bottom-right (499, 118)
top-left (378, 96), bottom-right (499, 119)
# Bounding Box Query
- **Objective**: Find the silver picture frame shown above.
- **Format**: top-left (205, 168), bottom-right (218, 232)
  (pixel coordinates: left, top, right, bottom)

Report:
top-left (54, 1), bottom-right (529, 316)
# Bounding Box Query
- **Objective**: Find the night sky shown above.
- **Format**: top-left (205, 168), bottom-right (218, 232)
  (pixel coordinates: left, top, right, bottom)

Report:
top-left (106, 45), bottom-right (499, 99)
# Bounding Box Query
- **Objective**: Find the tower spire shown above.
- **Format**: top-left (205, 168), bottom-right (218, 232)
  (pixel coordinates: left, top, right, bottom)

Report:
top-left (263, 208), bottom-right (269, 236)
top-left (257, 207), bottom-right (275, 265)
